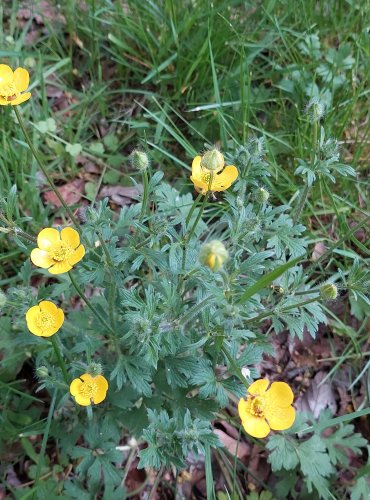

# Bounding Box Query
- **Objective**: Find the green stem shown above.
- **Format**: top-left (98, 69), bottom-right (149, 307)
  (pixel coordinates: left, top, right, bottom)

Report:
top-left (50, 336), bottom-right (69, 384)
top-left (293, 182), bottom-right (310, 225)
top-left (68, 271), bottom-right (116, 336)
top-left (14, 107), bottom-right (79, 227)
top-left (249, 297), bottom-right (320, 323)
top-left (181, 174), bottom-right (214, 273)
top-left (185, 192), bottom-right (203, 227)
top-left (147, 465), bottom-right (164, 500)
top-left (293, 120), bottom-right (318, 224)
top-left (33, 389), bottom-right (57, 495)
top-left (139, 169), bottom-right (150, 222)
top-left (221, 345), bottom-right (249, 391)
top-left (293, 288), bottom-right (321, 296)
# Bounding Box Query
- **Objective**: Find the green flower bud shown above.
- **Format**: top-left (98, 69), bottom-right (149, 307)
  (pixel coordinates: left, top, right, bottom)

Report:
top-left (131, 150), bottom-right (150, 171)
top-left (36, 366), bottom-right (49, 378)
top-left (321, 138), bottom-right (339, 159)
top-left (200, 149), bottom-right (224, 172)
top-left (199, 240), bottom-right (229, 272)
top-left (87, 362), bottom-right (103, 377)
top-left (255, 187), bottom-right (270, 203)
top-left (320, 283), bottom-right (338, 300)
top-left (306, 98), bottom-right (325, 122)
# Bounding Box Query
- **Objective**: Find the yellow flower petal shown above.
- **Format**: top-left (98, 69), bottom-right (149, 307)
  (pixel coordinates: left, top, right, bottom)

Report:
top-left (192, 156), bottom-right (202, 177)
top-left (9, 92), bottom-right (31, 105)
top-left (37, 228), bottom-right (61, 251)
top-left (30, 248), bottom-right (53, 269)
top-left (0, 64), bottom-right (14, 86)
top-left (212, 165), bottom-right (239, 191)
top-left (61, 227), bottom-right (80, 249)
top-left (190, 175), bottom-right (208, 194)
top-left (68, 244), bottom-right (85, 266)
top-left (13, 68), bottom-right (29, 92)
top-left (238, 397), bottom-right (250, 421)
top-left (48, 261), bottom-right (73, 275)
top-left (248, 378), bottom-right (269, 396)
top-left (39, 300), bottom-right (58, 315)
top-left (26, 305), bottom-right (44, 336)
top-left (0, 96), bottom-right (9, 106)
top-left (266, 381), bottom-right (294, 407)
top-left (70, 377), bottom-right (83, 396)
top-left (241, 414), bottom-right (270, 438)
top-left (95, 375), bottom-right (109, 393)
top-left (74, 393), bottom-right (93, 406)
top-left (265, 404), bottom-right (295, 431)
top-left (80, 373), bottom-right (93, 383)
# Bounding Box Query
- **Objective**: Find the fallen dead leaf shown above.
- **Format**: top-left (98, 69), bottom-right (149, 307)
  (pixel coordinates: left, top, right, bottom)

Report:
top-left (311, 241), bottom-right (326, 261)
top-left (296, 371), bottom-right (337, 418)
top-left (214, 428), bottom-right (250, 459)
top-left (43, 179), bottom-right (85, 208)
top-left (98, 185), bottom-right (140, 206)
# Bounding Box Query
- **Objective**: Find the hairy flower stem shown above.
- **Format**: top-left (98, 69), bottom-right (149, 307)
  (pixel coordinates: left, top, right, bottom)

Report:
top-left (50, 337), bottom-right (69, 384)
top-left (139, 169), bottom-right (150, 222)
top-left (33, 389), bottom-right (57, 491)
top-left (181, 175), bottom-right (213, 273)
top-left (68, 271), bottom-right (116, 336)
top-left (185, 192), bottom-right (203, 226)
top-left (221, 345), bottom-right (250, 390)
top-left (250, 297), bottom-right (320, 323)
top-left (14, 107), bottom-right (79, 227)
top-left (0, 213), bottom-right (37, 243)
top-left (293, 120), bottom-right (318, 224)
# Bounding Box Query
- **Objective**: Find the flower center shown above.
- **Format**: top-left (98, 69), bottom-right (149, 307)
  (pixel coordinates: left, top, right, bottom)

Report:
top-left (50, 242), bottom-right (73, 262)
top-left (80, 381), bottom-right (98, 400)
top-left (246, 395), bottom-right (265, 417)
top-left (35, 311), bottom-right (55, 330)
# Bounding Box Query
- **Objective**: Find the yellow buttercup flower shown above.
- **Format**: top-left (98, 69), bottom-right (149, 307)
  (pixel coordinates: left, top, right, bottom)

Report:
top-left (238, 379), bottom-right (295, 438)
top-left (31, 227), bottom-right (85, 275)
top-left (70, 373), bottom-right (109, 406)
top-left (26, 301), bottom-right (64, 337)
top-left (190, 153), bottom-right (238, 195)
top-left (0, 64), bottom-right (31, 106)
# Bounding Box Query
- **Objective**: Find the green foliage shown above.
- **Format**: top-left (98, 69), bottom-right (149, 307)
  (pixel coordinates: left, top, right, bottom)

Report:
top-left (0, 0), bottom-right (368, 497)
top-left (267, 412), bottom-right (367, 499)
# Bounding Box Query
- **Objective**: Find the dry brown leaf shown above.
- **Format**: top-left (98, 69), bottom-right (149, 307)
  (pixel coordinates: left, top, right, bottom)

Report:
top-left (296, 371), bottom-right (337, 418)
top-left (214, 428), bottom-right (250, 459)
top-left (311, 241), bottom-right (326, 261)
top-left (98, 185), bottom-right (140, 206)
top-left (43, 179), bottom-right (85, 208)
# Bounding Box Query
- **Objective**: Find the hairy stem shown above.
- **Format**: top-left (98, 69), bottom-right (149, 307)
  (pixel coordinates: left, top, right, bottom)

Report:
top-left (14, 107), bottom-right (79, 227)
top-left (68, 271), bottom-right (116, 336)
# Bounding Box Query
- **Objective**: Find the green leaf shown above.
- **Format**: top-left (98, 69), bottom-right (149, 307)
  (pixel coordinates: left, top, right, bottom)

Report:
top-left (238, 255), bottom-right (304, 304)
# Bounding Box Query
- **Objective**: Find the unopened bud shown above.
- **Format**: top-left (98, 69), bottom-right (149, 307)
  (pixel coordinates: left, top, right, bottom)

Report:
top-left (306, 98), bottom-right (325, 122)
top-left (200, 149), bottom-right (224, 172)
top-left (199, 240), bottom-right (229, 272)
top-left (321, 138), bottom-right (339, 159)
top-left (255, 187), bottom-right (270, 203)
top-left (87, 362), bottom-right (103, 377)
top-left (131, 150), bottom-right (150, 171)
top-left (36, 366), bottom-right (49, 378)
top-left (320, 283), bottom-right (338, 300)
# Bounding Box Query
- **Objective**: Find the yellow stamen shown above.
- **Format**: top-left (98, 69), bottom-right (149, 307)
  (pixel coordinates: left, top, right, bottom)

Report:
top-left (246, 395), bottom-right (265, 417)
top-left (35, 311), bottom-right (56, 330)
top-left (80, 381), bottom-right (98, 400)
top-left (51, 243), bottom-right (73, 262)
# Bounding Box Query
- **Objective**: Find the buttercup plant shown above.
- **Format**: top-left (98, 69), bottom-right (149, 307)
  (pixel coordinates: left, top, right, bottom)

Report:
top-left (0, 54), bottom-right (368, 500)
